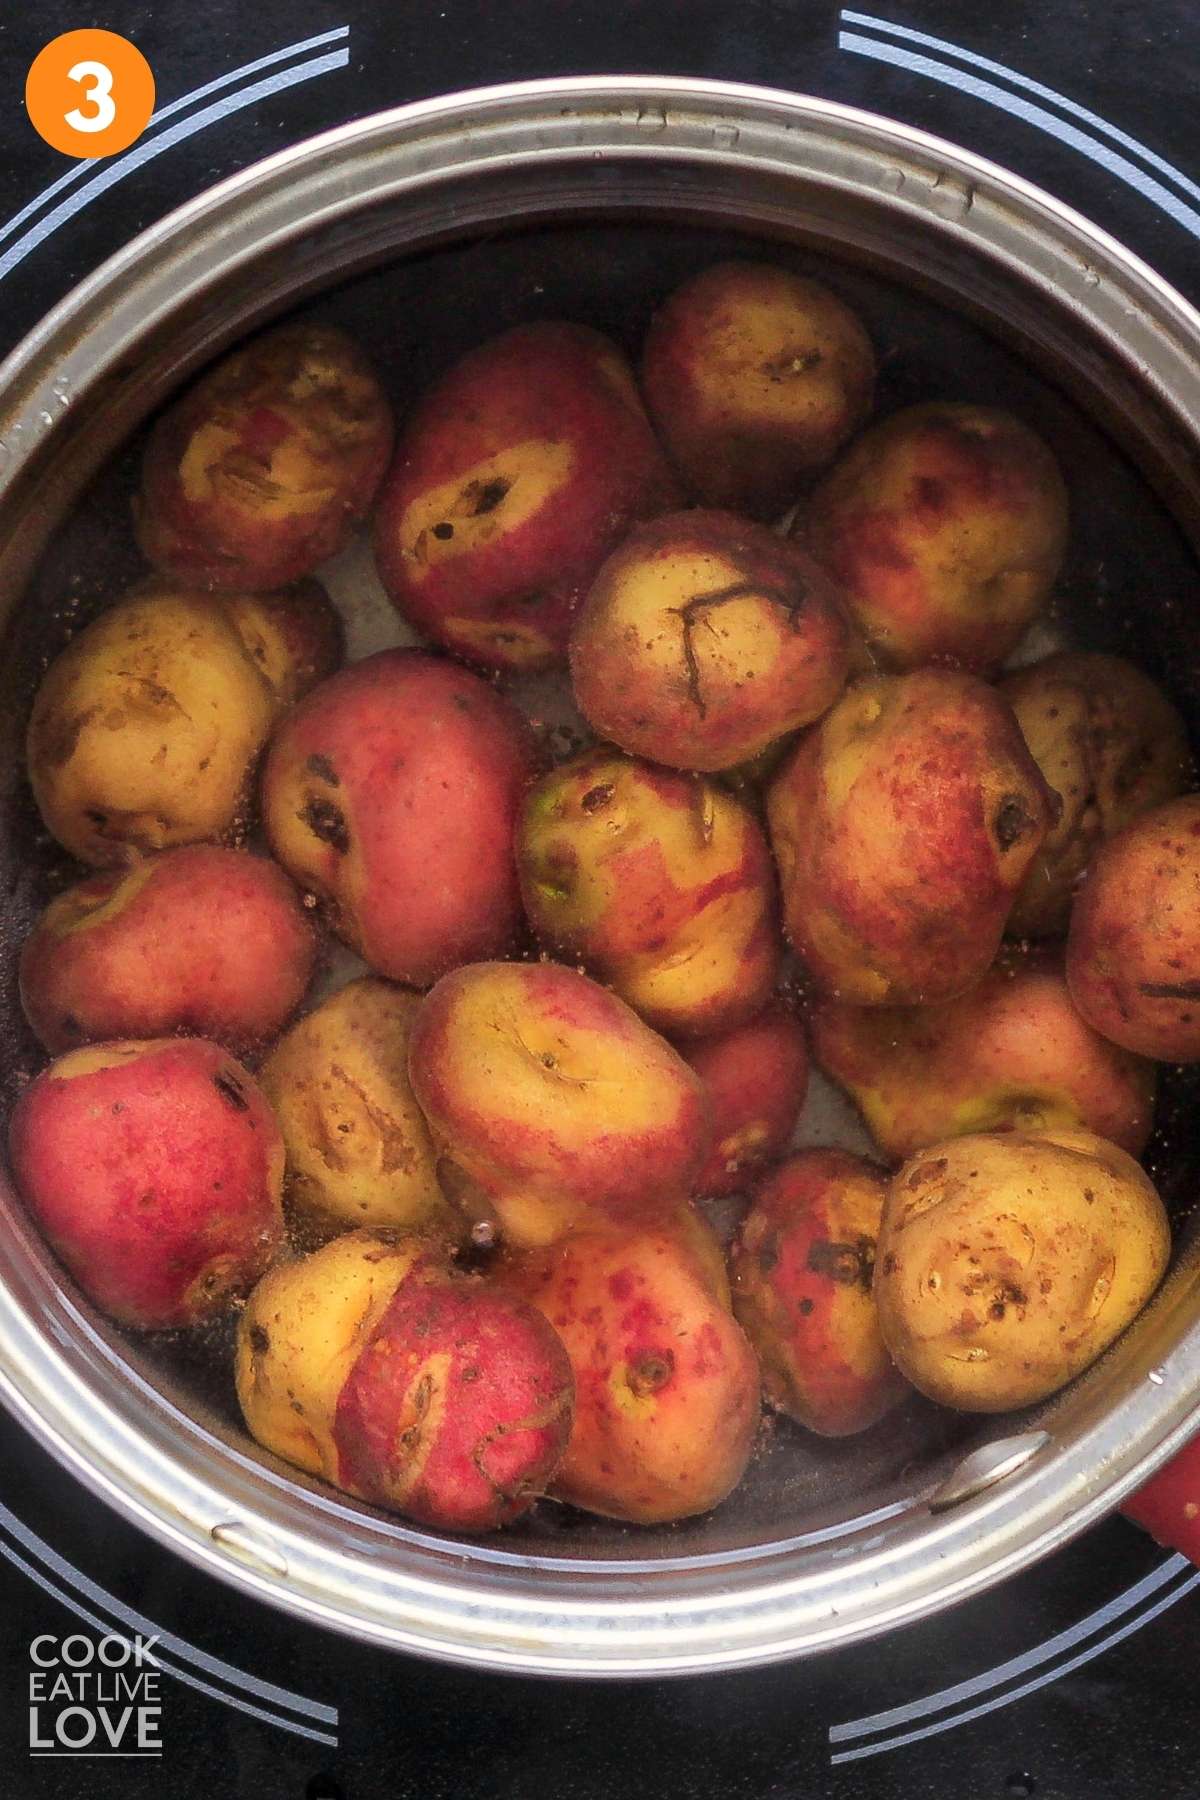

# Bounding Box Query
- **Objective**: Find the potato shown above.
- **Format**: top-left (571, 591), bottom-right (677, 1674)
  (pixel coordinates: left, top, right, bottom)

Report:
top-left (261, 649), bottom-right (534, 986)
top-left (374, 322), bottom-right (681, 671)
top-left (874, 1129), bottom-right (1170, 1411)
top-left (1066, 794), bottom-right (1200, 1061)
top-left (407, 960), bottom-right (711, 1248)
top-left (334, 1276), bottom-right (574, 1532)
top-left (236, 1229), bottom-right (434, 1478)
top-left (570, 509), bottom-right (850, 771)
top-left (641, 261), bottom-right (875, 515)
top-left (683, 1005), bottom-right (809, 1197)
top-left (500, 1221), bottom-right (760, 1523)
top-left (1002, 652), bottom-right (1190, 937)
top-left (134, 322), bottom-right (393, 591)
top-left (9, 1038), bottom-right (285, 1330)
top-left (766, 669), bottom-right (1057, 1004)
top-left (811, 952), bottom-right (1156, 1163)
top-left (216, 577), bottom-right (343, 712)
top-left (27, 582), bottom-right (277, 866)
top-left (259, 977), bottom-right (453, 1241)
top-left (517, 749), bottom-right (781, 1038)
top-left (237, 1230), bottom-right (574, 1531)
top-left (804, 402), bottom-right (1068, 671)
top-left (730, 1150), bottom-right (907, 1436)
top-left (19, 845), bottom-right (317, 1056)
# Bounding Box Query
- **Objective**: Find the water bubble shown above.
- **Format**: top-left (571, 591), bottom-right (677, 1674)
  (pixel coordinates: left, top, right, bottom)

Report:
top-left (38, 410), bottom-right (53, 427)
top-left (1148, 1367), bottom-right (1166, 1385)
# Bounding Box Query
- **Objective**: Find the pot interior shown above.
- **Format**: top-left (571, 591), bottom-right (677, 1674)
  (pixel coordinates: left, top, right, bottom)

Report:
top-left (1, 138), bottom-right (1198, 1581)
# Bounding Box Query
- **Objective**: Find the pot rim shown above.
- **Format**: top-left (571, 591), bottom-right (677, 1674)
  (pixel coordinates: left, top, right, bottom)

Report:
top-left (1, 74), bottom-right (1199, 1675)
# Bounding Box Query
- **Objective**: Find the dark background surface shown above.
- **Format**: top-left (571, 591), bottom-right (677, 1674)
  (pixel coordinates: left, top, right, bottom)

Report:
top-left (0, 3), bottom-right (1199, 1797)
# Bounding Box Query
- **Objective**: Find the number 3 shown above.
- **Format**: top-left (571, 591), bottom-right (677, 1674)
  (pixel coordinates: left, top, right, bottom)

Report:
top-left (65, 59), bottom-right (116, 134)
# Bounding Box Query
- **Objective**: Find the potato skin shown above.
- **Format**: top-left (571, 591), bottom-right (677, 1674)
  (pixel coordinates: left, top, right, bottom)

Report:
top-left (641, 261), bottom-right (875, 516)
top-left (1066, 795), bottom-right (1200, 1061)
top-left (236, 1230), bottom-right (432, 1479)
top-left (805, 402), bottom-right (1067, 672)
top-left (333, 1278), bottom-right (574, 1532)
top-left (134, 322), bottom-right (393, 591)
top-left (811, 953), bottom-right (1156, 1163)
top-left (730, 1150), bottom-right (907, 1436)
top-left (517, 749), bottom-right (781, 1039)
top-left (874, 1129), bottom-right (1170, 1411)
top-left (19, 846), bottom-right (317, 1056)
top-left (28, 583), bottom-right (277, 866)
top-left (374, 322), bottom-right (681, 672)
top-left (1002, 653), bottom-right (1190, 937)
top-left (570, 509), bottom-right (850, 772)
top-left (216, 578), bottom-right (344, 712)
top-left (501, 1222), bottom-right (760, 1523)
top-left (261, 649), bottom-right (534, 986)
top-left (259, 977), bottom-right (453, 1241)
top-left (766, 669), bottom-right (1057, 1004)
top-left (408, 960), bottom-right (711, 1248)
top-left (10, 1038), bottom-right (285, 1330)
top-left (683, 1005), bottom-right (809, 1197)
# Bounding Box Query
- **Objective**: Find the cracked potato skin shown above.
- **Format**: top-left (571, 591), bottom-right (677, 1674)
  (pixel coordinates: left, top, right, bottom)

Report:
top-left (569, 509), bottom-right (851, 772)
top-left (811, 951), bottom-right (1157, 1164)
top-left (333, 1277), bottom-right (574, 1533)
top-left (9, 1038), bottom-right (285, 1331)
top-left (873, 1129), bottom-right (1170, 1412)
top-left (683, 1005), bottom-right (809, 1197)
top-left (261, 649), bottom-right (534, 987)
top-left (641, 261), bottom-right (875, 516)
top-left (407, 960), bottom-right (711, 1249)
top-left (517, 748), bottom-right (782, 1039)
top-left (1066, 794), bottom-right (1200, 1062)
top-left (260, 977), bottom-right (453, 1241)
top-left (215, 577), bottom-right (344, 712)
top-left (19, 845), bottom-right (317, 1056)
top-left (500, 1221), bottom-right (760, 1523)
top-left (1002, 652), bottom-right (1190, 938)
top-left (766, 668), bottom-right (1057, 1005)
top-left (27, 582), bottom-right (277, 866)
top-left (134, 323), bottom-right (393, 591)
top-left (374, 322), bottom-right (682, 672)
top-left (731, 1149), bottom-right (908, 1437)
top-left (804, 402), bottom-right (1068, 672)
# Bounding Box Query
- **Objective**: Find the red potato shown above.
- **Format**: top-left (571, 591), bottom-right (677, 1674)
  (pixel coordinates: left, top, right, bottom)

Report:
top-left (516, 749), bottom-right (782, 1040)
top-left (262, 649), bottom-right (534, 987)
top-left (134, 322), bottom-right (393, 591)
top-left (766, 669), bottom-right (1057, 1005)
top-left (683, 1006), bottom-right (809, 1197)
top-left (408, 960), bottom-right (711, 1248)
top-left (811, 953), bottom-right (1157, 1164)
top-left (374, 322), bottom-right (682, 672)
top-left (216, 577), bottom-right (344, 711)
top-left (9, 1038), bottom-right (284, 1330)
top-left (730, 1150), bottom-right (907, 1437)
top-left (19, 846), bottom-right (317, 1056)
top-left (501, 1222), bottom-right (761, 1523)
top-left (333, 1276), bottom-right (575, 1532)
top-left (1066, 794), bottom-right (1200, 1062)
top-left (570, 509), bottom-right (851, 772)
top-left (641, 261), bottom-right (876, 516)
top-left (805, 402), bottom-right (1068, 672)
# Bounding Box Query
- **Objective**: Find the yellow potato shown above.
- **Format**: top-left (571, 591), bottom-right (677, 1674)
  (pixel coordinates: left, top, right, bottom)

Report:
top-left (28, 582), bottom-right (275, 865)
top-left (874, 1128), bottom-right (1169, 1411)
top-left (235, 1230), bottom-right (427, 1479)
top-left (259, 977), bottom-right (455, 1241)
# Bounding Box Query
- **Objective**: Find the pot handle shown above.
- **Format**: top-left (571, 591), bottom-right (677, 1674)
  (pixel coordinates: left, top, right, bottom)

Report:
top-left (1122, 1435), bottom-right (1200, 1562)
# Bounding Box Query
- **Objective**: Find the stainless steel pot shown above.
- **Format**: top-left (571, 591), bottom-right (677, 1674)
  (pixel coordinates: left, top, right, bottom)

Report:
top-left (1, 77), bottom-right (1199, 1676)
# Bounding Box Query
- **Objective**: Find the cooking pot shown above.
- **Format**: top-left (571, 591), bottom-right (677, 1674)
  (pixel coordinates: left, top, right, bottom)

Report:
top-left (1, 77), bottom-right (1199, 1676)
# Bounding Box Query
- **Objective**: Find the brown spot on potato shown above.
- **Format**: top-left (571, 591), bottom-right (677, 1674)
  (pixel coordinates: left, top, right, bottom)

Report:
top-left (994, 794), bottom-right (1035, 851)
top-left (213, 1069), bottom-right (250, 1112)
top-left (628, 1349), bottom-right (675, 1397)
top-left (1138, 979), bottom-right (1200, 999)
top-left (580, 783), bottom-right (615, 814)
top-left (305, 752), bottom-right (339, 786)
top-left (807, 1234), bottom-right (874, 1290)
top-left (300, 792), bottom-right (350, 854)
top-left (249, 1324), bottom-right (270, 1354)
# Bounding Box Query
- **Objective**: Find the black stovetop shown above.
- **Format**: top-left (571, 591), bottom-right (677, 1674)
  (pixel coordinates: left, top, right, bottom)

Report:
top-left (1, 5), bottom-right (1199, 1797)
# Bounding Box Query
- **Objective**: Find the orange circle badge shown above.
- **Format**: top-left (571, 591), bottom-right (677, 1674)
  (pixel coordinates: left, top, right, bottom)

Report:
top-left (26, 30), bottom-right (155, 160)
